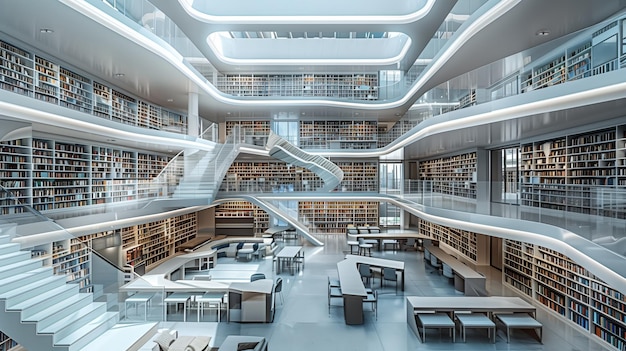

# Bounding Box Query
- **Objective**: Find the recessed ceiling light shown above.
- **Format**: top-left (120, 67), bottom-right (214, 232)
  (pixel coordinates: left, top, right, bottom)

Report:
top-left (226, 112), bottom-right (231, 115)
top-left (355, 112), bottom-right (360, 116)
top-left (301, 112), bottom-right (306, 115)
top-left (536, 30), bottom-right (550, 36)
top-left (114, 73), bottom-right (125, 78)
top-left (106, 139), bottom-right (116, 142)
top-left (40, 28), bottom-right (54, 34)
top-left (167, 98), bottom-right (174, 102)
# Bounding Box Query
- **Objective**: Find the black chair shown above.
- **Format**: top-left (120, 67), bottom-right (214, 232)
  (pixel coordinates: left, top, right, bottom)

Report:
top-left (362, 289), bottom-right (378, 320)
top-left (274, 277), bottom-right (284, 304)
top-left (250, 273), bottom-right (266, 282)
top-left (327, 276), bottom-right (342, 315)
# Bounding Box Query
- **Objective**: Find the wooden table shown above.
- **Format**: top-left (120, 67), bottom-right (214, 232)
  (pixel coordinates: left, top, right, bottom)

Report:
top-left (275, 246), bottom-right (303, 275)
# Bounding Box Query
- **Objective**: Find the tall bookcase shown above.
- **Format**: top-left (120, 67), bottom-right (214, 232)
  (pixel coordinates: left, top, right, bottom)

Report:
top-left (0, 138), bottom-right (30, 213)
top-left (216, 201), bottom-right (269, 236)
top-left (520, 125), bottom-right (625, 218)
top-left (418, 152), bottom-right (477, 199)
top-left (503, 239), bottom-right (626, 350)
top-left (0, 38), bottom-right (188, 135)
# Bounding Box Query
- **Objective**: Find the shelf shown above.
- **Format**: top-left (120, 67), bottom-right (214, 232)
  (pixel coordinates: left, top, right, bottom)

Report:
top-left (418, 152), bottom-right (477, 199)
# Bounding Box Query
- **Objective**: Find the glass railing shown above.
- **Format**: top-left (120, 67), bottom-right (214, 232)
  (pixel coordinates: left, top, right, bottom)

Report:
top-left (400, 179), bottom-right (626, 257)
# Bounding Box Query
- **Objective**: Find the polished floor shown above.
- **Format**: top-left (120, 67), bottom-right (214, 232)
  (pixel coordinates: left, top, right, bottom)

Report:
top-left (139, 235), bottom-right (613, 351)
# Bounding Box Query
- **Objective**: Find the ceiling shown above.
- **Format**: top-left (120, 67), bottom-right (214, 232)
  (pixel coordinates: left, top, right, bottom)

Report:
top-left (0, 0), bottom-right (626, 157)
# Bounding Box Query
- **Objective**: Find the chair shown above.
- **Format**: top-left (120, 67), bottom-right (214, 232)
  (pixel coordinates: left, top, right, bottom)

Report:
top-left (382, 239), bottom-right (399, 252)
top-left (382, 267), bottom-right (398, 293)
top-left (358, 263), bottom-right (373, 287)
top-left (362, 289), bottom-right (378, 320)
top-left (358, 237), bottom-right (373, 256)
top-left (327, 276), bottom-right (343, 314)
top-left (250, 273), bottom-right (266, 282)
top-left (328, 276), bottom-right (341, 288)
top-left (274, 277), bottom-right (284, 305)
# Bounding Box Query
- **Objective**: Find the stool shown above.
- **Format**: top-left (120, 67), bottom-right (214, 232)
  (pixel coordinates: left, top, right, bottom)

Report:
top-left (347, 241), bottom-right (359, 254)
top-left (454, 311), bottom-right (495, 343)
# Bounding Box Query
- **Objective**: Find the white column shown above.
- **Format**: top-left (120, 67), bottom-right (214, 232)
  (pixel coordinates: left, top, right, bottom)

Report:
top-left (187, 83), bottom-right (199, 138)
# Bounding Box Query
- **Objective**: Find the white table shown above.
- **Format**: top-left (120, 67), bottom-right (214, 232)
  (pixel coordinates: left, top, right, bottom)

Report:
top-left (276, 246), bottom-right (303, 275)
top-left (125, 292), bottom-right (155, 321)
top-left (426, 246), bottom-right (487, 296)
top-left (196, 292), bottom-right (226, 322)
top-left (164, 292), bottom-right (192, 322)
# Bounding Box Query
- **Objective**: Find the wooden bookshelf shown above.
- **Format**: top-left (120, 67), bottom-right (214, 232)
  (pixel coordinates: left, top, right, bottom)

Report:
top-left (298, 201), bottom-right (378, 234)
top-left (419, 152), bottom-right (477, 199)
top-left (225, 120), bottom-right (270, 146)
top-left (520, 126), bottom-right (624, 218)
top-left (215, 201), bottom-right (269, 236)
top-left (137, 100), bottom-right (161, 129)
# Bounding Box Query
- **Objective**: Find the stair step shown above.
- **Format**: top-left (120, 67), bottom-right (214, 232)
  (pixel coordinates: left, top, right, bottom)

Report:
top-left (10, 284), bottom-right (78, 318)
top-left (81, 322), bottom-right (159, 351)
top-left (25, 293), bottom-right (94, 331)
top-left (0, 259), bottom-right (43, 280)
top-left (41, 302), bottom-right (107, 338)
top-left (55, 312), bottom-right (119, 351)
top-left (0, 235), bottom-right (10, 245)
top-left (1, 275), bottom-right (67, 307)
top-left (0, 242), bottom-right (20, 255)
top-left (0, 266), bottom-right (52, 294)
top-left (0, 251), bottom-right (32, 266)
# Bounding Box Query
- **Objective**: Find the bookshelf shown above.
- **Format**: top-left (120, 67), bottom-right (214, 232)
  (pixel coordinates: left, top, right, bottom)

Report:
top-left (520, 126), bottom-right (624, 218)
top-left (0, 37), bottom-right (188, 135)
top-left (0, 134), bottom-right (171, 213)
top-left (521, 55), bottom-right (566, 93)
top-left (298, 201), bottom-right (378, 234)
top-left (567, 42), bottom-right (592, 81)
top-left (216, 201), bottom-right (268, 236)
top-left (34, 56), bottom-right (59, 104)
top-left (299, 120), bottom-right (378, 150)
top-left (0, 138), bottom-right (30, 214)
top-left (59, 67), bottom-right (93, 113)
top-left (50, 238), bottom-right (92, 292)
top-left (503, 239), bottom-right (626, 350)
top-left (225, 120), bottom-right (270, 146)
top-left (0, 39), bottom-right (34, 97)
top-left (418, 152), bottom-right (477, 199)
top-left (334, 161), bottom-right (378, 192)
top-left (216, 73), bottom-right (378, 100)
top-left (418, 218), bottom-right (478, 262)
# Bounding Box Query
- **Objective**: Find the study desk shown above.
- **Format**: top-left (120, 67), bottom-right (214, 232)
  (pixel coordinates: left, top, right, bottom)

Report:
top-left (426, 246), bottom-right (486, 296)
top-left (337, 255), bottom-right (405, 325)
top-left (124, 292), bottom-right (155, 321)
top-left (275, 246), bottom-right (303, 275)
top-left (164, 292), bottom-right (192, 322)
top-left (406, 296), bottom-right (537, 340)
top-left (346, 232), bottom-right (427, 251)
top-left (344, 254), bottom-right (405, 291)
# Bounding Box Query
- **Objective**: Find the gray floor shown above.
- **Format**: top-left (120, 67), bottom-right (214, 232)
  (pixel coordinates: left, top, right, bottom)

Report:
top-left (142, 235), bottom-right (612, 351)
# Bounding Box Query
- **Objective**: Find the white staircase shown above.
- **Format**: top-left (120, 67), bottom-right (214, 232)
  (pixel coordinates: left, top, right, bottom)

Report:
top-left (0, 232), bottom-right (130, 351)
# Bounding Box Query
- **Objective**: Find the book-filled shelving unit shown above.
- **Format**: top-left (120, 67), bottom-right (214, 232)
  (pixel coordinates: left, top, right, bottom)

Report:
top-left (418, 152), bottom-right (477, 199)
top-left (520, 124), bottom-right (626, 218)
top-left (220, 160), bottom-right (378, 193)
top-left (215, 201), bottom-right (269, 236)
top-left (0, 38), bottom-right (188, 134)
top-left (299, 120), bottom-right (378, 149)
top-left (215, 73), bottom-right (378, 100)
top-left (298, 201), bottom-right (378, 234)
top-left (503, 239), bottom-right (626, 350)
top-left (119, 213), bottom-right (198, 269)
top-left (0, 135), bottom-right (171, 215)
top-left (28, 237), bottom-right (92, 293)
top-left (224, 120), bottom-right (271, 146)
top-left (418, 218), bottom-right (478, 262)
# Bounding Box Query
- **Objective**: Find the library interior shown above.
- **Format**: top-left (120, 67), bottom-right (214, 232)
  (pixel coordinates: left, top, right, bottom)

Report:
top-left (1, 0), bottom-right (626, 350)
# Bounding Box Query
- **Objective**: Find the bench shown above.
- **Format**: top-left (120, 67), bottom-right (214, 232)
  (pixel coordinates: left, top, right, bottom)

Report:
top-left (217, 335), bottom-right (268, 351)
top-left (454, 311), bottom-right (495, 343)
top-left (414, 311), bottom-right (455, 343)
top-left (495, 313), bottom-right (543, 343)
top-left (425, 245), bottom-right (487, 296)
